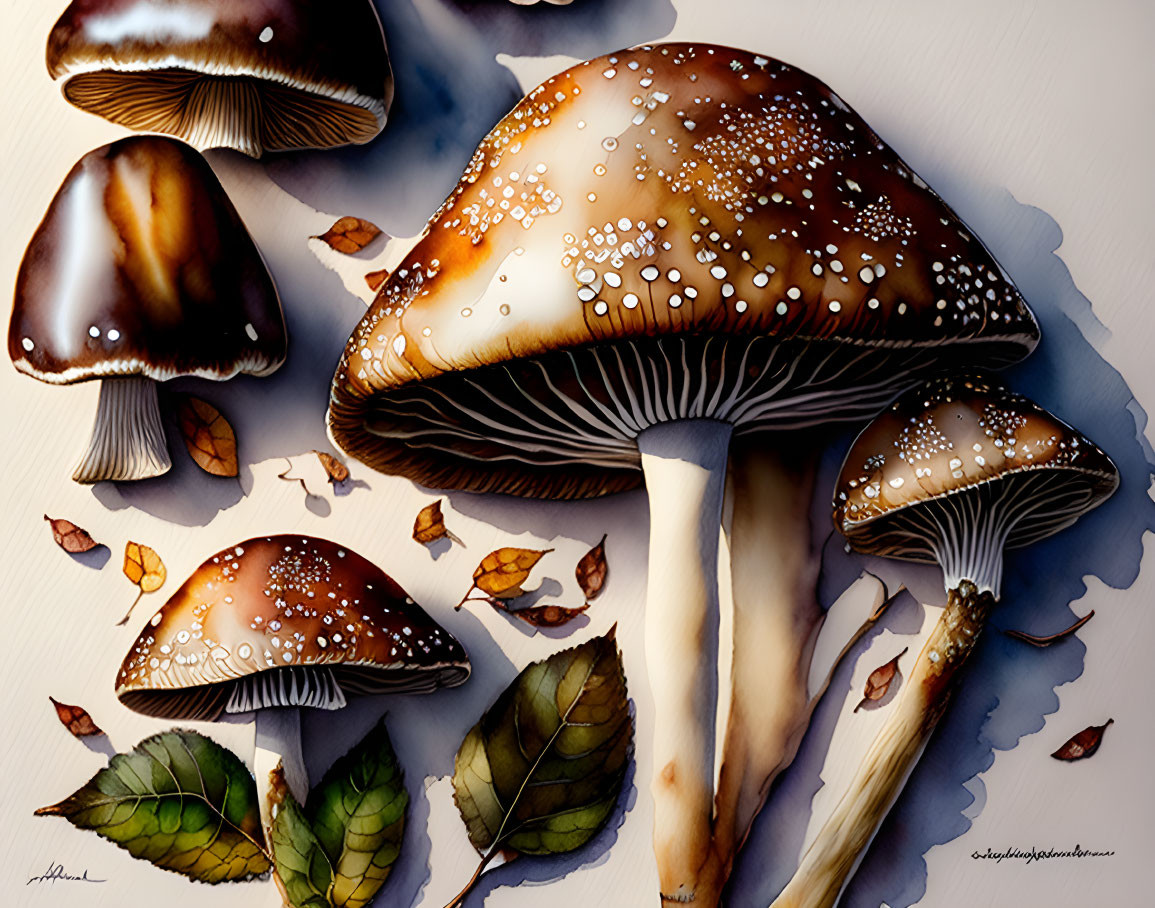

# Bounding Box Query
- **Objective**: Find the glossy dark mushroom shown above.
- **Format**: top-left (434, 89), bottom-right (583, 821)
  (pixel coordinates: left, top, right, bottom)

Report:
top-left (117, 534), bottom-right (469, 835)
top-left (47, 0), bottom-right (392, 157)
top-left (9, 136), bottom-right (285, 483)
top-left (774, 374), bottom-right (1118, 907)
top-left (326, 44), bottom-right (1039, 903)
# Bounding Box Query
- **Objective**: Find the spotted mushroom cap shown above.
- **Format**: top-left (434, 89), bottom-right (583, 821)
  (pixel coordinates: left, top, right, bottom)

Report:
top-left (329, 43), bottom-right (1039, 500)
top-left (116, 535), bottom-right (469, 721)
top-left (10, 136), bottom-right (285, 385)
top-left (834, 374), bottom-right (1119, 559)
top-left (47, 0), bottom-right (392, 157)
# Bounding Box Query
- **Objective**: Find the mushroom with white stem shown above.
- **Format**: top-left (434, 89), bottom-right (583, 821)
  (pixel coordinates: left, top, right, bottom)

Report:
top-left (9, 136), bottom-right (285, 483)
top-left (47, 0), bottom-right (392, 157)
top-left (115, 535), bottom-right (470, 856)
top-left (326, 44), bottom-right (1039, 905)
top-left (771, 373), bottom-right (1118, 908)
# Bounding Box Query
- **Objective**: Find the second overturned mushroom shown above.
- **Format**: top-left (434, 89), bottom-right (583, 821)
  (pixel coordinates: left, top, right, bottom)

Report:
top-left (772, 374), bottom-right (1118, 907)
top-left (116, 534), bottom-right (469, 839)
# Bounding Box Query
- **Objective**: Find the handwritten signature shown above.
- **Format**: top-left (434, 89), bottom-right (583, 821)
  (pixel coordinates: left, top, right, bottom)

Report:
top-left (27, 862), bottom-right (106, 885)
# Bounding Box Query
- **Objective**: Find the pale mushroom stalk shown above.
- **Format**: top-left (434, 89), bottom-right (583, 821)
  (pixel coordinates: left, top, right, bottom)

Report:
top-left (253, 706), bottom-right (316, 838)
top-left (773, 375), bottom-right (1119, 907)
top-left (638, 419), bottom-right (732, 902)
top-left (73, 375), bottom-right (171, 482)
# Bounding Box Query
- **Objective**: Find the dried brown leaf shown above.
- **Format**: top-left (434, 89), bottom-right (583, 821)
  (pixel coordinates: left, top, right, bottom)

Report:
top-left (854, 646), bottom-right (908, 712)
top-left (575, 534), bottom-right (608, 601)
top-left (507, 602), bottom-right (590, 628)
top-left (44, 515), bottom-right (98, 553)
top-left (49, 697), bottom-right (103, 738)
top-left (364, 268), bottom-right (390, 292)
top-left (175, 396), bottom-right (238, 477)
top-left (314, 216), bottom-right (382, 254)
top-left (1005, 611), bottom-right (1095, 647)
top-left (119, 541), bottom-right (166, 625)
top-left (459, 547), bottom-right (552, 608)
top-left (315, 451), bottom-right (349, 484)
top-left (1052, 719), bottom-right (1113, 762)
top-left (414, 500), bottom-right (448, 545)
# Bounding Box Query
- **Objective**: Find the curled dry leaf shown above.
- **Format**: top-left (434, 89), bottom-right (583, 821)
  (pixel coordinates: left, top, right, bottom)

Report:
top-left (1052, 719), bottom-right (1113, 762)
top-left (505, 602), bottom-right (590, 628)
top-left (575, 534), bottom-right (608, 600)
top-left (458, 547), bottom-right (552, 608)
top-left (1005, 611), bottom-right (1095, 647)
top-left (313, 217), bottom-right (383, 255)
top-left (413, 500), bottom-right (463, 547)
top-left (854, 646), bottom-right (908, 713)
top-left (49, 697), bottom-right (103, 738)
top-left (175, 396), bottom-right (239, 477)
top-left (44, 515), bottom-right (98, 554)
top-left (278, 451), bottom-right (350, 499)
top-left (364, 268), bottom-right (390, 293)
top-left (315, 452), bottom-right (349, 484)
top-left (119, 542), bottom-right (167, 625)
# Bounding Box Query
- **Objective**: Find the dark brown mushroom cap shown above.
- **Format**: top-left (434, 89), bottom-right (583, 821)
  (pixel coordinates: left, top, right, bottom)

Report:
top-left (328, 43), bottom-right (1039, 500)
top-left (116, 534), bottom-right (469, 720)
top-left (47, 0), bottom-right (391, 153)
top-left (834, 374), bottom-right (1119, 557)
top-left (9, 136), bottom-right (285, 384)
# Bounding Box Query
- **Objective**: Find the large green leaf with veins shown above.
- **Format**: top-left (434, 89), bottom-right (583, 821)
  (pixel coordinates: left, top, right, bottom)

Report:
top-left (36, 729), bottom-right (270, 882)
top-left (271, 718), bottom-right (407, 908)
top-left (449, 626), bottom-right (632, 904)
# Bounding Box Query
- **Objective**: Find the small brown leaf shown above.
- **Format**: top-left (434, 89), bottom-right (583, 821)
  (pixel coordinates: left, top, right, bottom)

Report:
top-left (364, 268), bottom-right (390, 292)
top-left (460, 547), bottom-right (552, 608)
top-left (414, 500), bottom-right (448, 545)
top-left (175, 396), bottom-right (238, 477)
top-left (1005, 611), bottom-right (1095, 647)
top-left (44, 515), bottom-right (98, 553)
top-left (508, 602), bottom-right (590, 628)
top-left (313, 216), bottom-right (382, 254)
top-left (49, 697), bottom-right (103, 738)
top-left (576, 534), bottom-right (608, 600)
top-left (119, 542), bottom-right (166, 625)
top-left (1052, 719), bottom-right (1113, 761)
top-left (315, 451), bottom-right (349, 484)
top-left (854, 646), bottom-right (908, 712)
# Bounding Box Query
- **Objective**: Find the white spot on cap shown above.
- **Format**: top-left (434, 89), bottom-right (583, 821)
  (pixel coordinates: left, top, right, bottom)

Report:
top-left (89, 326), bottom-right (101, 338)
top-left (150, 612), bottom-right (163, 627)
top-left (593, 301), bottom-right (609, 316)
top-left (622, 293), bottom-right (639, 309)
top-left (259, 26), bottom-right (273, 43)
top-left (776, 301), bottom-right (788, 315)
top-left (21, 338), bottom-right (33, 352)
top-left (640, 265), bottom-right (660, 281)
top-left (392, 335), bottom-right (407, 356)
top-left (245, 323), bottom-right (258, 341)
top-left (107, 328), bottom-right (121, 341)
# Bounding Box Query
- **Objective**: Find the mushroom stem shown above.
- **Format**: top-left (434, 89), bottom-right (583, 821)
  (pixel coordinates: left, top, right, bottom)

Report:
top-left (771, 580), bottom-right (995, 908)
top-left (637, 418), bottom-right (732, 905)
top-left (253, 707), bottom-right (309, 841)
top-left (73, 376), bottom-right (171, 483)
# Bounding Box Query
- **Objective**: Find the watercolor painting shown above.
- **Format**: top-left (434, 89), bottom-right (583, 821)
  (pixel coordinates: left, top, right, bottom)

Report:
top-left (2, 2), bottom-right (1152, 907)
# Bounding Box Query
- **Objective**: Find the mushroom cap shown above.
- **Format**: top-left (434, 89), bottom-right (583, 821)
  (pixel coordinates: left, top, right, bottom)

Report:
top-left (833, 373), bottom-right (1119, 558)
top-left (47, 0), bottom-right (392, 154)
top-left (328, 44), bottom-right (1039, 500)
top-left (116, 534), bottom-right (470, 721)
top-left (10, 136), bottom-right (285, 385)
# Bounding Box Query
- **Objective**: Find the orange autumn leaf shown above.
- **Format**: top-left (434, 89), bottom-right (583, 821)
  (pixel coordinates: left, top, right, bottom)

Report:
top-left (314, 216), bottom-right (382, 254)
top-left (413, 500), bottom-right (448, 545)
top-left (459, 547), bottom-right (552, 608)
top-left (44, 515), bottom-right (99, 553)
top-left (175, 396), bottom-right (238, 477)
top-left (507, 602), bottom-right (590, 628)
top-left (364, 268), bottom-right (390, 292)
top-left (316, 451), bottom-right (349, 484)
top-left (49, 697), bottom-right (103, 738)
top-left (123, 542), bottom-right (166, 594)
top-left (854, 646), bottom-right (908, 713)
top-left (576, 534), bottom-right (609, 600)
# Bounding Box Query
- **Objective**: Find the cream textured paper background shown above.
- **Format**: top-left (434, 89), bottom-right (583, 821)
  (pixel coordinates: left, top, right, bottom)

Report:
top-left (1, 1), bottom-right (1152, 906)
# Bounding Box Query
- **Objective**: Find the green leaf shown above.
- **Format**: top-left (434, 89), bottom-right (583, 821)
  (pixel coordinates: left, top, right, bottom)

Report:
top-left (271, 793), bottom-right (333, 908)
top-left (305, 718), bottom-right (408, 908)
top-left (36, 729), bottom-right (270, 883)
top-left (449, 626), bottom-right (632, 903)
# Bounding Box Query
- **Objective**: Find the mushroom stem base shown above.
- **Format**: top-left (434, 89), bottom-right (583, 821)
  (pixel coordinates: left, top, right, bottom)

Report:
top-left (73, 376), bottom-right (171, 483)
top-left (254, 707), bottom-right (309, 842)
top-left (637, 418), bottom-right (732, 904)
top-left (772, 581), bottom-right (995, 908)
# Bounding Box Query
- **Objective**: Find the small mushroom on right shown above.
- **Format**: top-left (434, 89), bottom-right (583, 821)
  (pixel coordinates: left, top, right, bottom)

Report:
top-left (772, 374), bottom-right (1119, 908)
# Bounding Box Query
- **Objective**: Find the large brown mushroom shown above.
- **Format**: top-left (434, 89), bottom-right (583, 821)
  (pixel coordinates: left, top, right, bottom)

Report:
top-left (327, 44), bottom-right (1038, 903)
top-left (772, 374), bottom-right (1118, 907)
top-left (117, 534), bottom-right (469, 835)
top-left (47, 0), bottom-right (392, 157)
top-left (9, 135), bottom-right (285, 483)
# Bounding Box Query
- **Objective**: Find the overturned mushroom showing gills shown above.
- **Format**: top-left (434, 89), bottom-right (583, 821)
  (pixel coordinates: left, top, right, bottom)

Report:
top-left (9, 136), bottom-right (285, 483)
top-left (47, 0), bottom-right (392, 157)
top-left (773, 374), bottom-right (1118, 908)
top-left (116, 534), bottom-right (469, 839)
top-left (327, 44), bottom-right (1039, 904)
